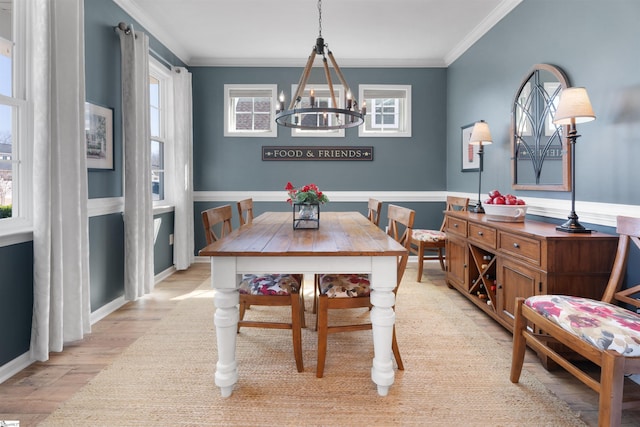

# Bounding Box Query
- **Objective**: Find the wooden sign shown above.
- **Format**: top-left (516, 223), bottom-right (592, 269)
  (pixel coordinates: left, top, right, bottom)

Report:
top-left (262, 146), bottom-right (373, 161)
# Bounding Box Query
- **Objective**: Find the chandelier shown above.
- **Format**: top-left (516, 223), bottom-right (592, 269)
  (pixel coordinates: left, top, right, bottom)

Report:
top-left (275, 0), bottom-right (365, 130)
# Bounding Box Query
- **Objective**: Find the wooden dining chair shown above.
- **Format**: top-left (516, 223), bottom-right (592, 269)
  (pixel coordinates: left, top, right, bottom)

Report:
top-left (510, 215), bottom-right (640, 427)
top-left (311, 198), bottom-right (384, 315)
top-left (200, 205), bottom-right (306, 372)
top-left (315, 204), bottom-right (415, 378)
top-left (367, 198), bottom-right (383, 226)
top-left (410, 195), bottom-right (469, 281)
top-left (237, 198), bottom-right (254, 226)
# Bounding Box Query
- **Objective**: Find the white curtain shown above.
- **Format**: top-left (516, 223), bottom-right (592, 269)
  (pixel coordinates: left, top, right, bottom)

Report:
top-left (30, 0), bottom-right (91, 361)
top-left (118, 27), bottom-right (154, 300)
top-left (171, 67), bottom-right (194, 270)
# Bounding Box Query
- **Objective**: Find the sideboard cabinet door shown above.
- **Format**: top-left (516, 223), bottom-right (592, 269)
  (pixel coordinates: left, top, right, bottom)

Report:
top-left (496, 257), bottom-right (543, 328)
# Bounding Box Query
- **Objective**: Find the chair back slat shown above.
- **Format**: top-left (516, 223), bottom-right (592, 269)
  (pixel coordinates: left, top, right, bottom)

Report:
top-left (237, 198), bottom-right (254, 226)
top-left (439, 196), bottom-right (469, 231)
top-left (609, 216), bottom-right (640, 306)
top-left (386, 204), bottom-right (415, 287)
top-left (201, 205), bottom-right (233, 245)
top-left (367, 198), bottom-right (383, 226)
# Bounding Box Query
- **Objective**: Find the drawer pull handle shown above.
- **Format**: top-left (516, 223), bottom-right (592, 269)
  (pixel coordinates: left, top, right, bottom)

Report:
top-left (454, 223), bottom-right (458, 228)
top-left (478, 231), bottom-right (484, 236)
top-left (513, 243), bottom-right (520, 248)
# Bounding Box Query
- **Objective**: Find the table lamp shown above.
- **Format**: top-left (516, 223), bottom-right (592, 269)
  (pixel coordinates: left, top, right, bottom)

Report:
top-left (468, 120), bottom-right (493, 213)
top-left (552, 87), bottom-right (595, 233)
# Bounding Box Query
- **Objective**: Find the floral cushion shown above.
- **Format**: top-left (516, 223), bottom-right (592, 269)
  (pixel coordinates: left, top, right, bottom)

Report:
top-left (412, 229), bottom-right (446, 243)
top-left (525, 295), bottom-right (640, 356)
top-left (239, 274), bottom-right (300, 296)
top-left (318, 274), bottom-right (370, 298)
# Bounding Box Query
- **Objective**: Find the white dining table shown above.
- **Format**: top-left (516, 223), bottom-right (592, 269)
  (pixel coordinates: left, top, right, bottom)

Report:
top-left (198, 211), bottom-right (407, 397)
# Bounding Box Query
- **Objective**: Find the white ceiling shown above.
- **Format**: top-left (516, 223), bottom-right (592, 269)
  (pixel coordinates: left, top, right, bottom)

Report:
top-left (113, 0), bottom-right (522, 67)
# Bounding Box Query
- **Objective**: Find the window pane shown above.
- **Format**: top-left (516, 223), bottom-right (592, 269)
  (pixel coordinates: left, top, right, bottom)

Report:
top-left (0, 40), bottom-right (11, 97)
top-left (235, 112), bottom-right (252, 130)
top-left (0, 104), bottom-right (13, 212)
top-left (254, 112), bottom-right (270, 130)
top-left (151, 139), bottom-right (164, 201)
top-left (253, 97), bottom-right (271, 113)
top-left (0, 0), bottom-right (13, 98)
top-left (149, 76), bottom-right (160, 138)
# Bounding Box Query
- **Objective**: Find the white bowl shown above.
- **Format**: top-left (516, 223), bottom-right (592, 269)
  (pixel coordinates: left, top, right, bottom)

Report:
top-left (483, 204), bottom-right (528, 222)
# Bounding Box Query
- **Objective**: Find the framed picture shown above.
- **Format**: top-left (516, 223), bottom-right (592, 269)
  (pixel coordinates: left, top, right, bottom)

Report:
top-left (85, 102), bottom-right (113, 170)
top-left (461, 122), bottom-right (480, 172)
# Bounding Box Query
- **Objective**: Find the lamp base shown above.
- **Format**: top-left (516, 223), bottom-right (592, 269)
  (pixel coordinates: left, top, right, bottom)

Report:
top-left (470, 203), bottom-right (485, 214)
top-left (556, 218), bottom-right (591, 234)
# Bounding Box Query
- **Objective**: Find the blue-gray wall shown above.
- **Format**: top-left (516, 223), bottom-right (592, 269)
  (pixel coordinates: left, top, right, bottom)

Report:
top-left (447, 0), bottom-right (640, 206)
top-left (192, 67), bottom-right (447, 194)
top-left (0, 242), bottom-right (33, 363)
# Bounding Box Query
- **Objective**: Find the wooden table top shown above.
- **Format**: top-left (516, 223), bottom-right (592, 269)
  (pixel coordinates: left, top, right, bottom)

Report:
top-left (199, 211), bottom-right (407, 257)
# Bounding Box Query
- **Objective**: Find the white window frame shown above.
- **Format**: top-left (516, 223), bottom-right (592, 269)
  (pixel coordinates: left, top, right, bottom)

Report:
top-left (224, 84), bottom-right (277, 137)
top-left (149, 57), bottom-right (174, 207)
top-left (290, 84), bottom-right (345, 137)
top-left (0, 0), bottom-right (33, 240)
top-left (358, 85), bottom-right (412, 138)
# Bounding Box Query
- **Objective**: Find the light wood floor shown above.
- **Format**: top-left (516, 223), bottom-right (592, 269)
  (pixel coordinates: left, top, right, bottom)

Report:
top-left (1, 262), bottom-right (640, 426)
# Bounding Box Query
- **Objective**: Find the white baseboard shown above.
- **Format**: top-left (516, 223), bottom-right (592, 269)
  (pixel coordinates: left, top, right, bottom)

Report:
top-left (0, 352), bottom-right (33, 384)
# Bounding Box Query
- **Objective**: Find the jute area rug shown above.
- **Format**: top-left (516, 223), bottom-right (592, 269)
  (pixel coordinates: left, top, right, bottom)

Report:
top-left (40, 264), bottom-right (584, 426)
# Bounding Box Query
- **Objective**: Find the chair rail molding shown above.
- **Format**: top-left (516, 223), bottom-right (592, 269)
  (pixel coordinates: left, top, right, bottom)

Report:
top-left (194, 191), bottom-right (638, 229)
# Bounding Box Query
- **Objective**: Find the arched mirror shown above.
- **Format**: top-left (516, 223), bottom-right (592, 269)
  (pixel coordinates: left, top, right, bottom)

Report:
top-left (511, 64), bottom-right (571, 191)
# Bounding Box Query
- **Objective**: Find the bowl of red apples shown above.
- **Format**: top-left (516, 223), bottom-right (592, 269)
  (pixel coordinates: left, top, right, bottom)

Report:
top-left (482, 190), bottom-right (527, 222)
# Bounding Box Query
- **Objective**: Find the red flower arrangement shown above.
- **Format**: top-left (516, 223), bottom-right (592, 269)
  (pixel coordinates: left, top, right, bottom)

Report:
top-left (285, 182), bottom-right (329, 205)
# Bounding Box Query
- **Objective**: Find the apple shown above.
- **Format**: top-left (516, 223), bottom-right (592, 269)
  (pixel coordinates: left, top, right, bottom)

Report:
top-left (504, 197), bottom-right (517, 205)
top-left (484, 198), bottom-right (493, 204)
top-left (493, 196), bottom-right (506, 205)
top-left (516, 199), bottom-right (526, 205)
top-left (488, 189), bottom-right (502, 198)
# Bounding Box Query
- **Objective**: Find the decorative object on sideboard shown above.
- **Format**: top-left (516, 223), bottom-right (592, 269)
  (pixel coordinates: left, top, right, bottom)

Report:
top-left (511, 64), bottom-right (571, 191)
top-left (285, 182), bottom-right (328, 230)
top-left (483, 190), bottom-right (527, 222)
top-left (468, 120), bottom-right (493, 214)
top-left (274, 0), bottom-right (365, 131)
top-left (552, 87), bottom-right (596, 233)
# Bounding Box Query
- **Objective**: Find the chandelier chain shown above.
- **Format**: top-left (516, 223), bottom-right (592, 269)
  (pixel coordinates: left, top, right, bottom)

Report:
top-left (317, 0), bottom-right (322, 37)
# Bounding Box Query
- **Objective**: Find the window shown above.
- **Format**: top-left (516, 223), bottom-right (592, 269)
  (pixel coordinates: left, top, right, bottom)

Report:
top-left (224, 84), bottom-right (277, 137)
top-left (149, 58), bottom-right (172, 203)
top-left (0, 0), bottom-right (30, 230)
top-left (358, 85), bottom-right (411, 137)
top-left (290, 84), bottom-right (344, 137)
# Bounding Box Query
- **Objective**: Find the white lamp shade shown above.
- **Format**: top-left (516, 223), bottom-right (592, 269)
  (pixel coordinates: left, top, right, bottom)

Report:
top-left (469, 120), bottom-right (493, 146)
top-left (553, 87), bottom-right (596, 125)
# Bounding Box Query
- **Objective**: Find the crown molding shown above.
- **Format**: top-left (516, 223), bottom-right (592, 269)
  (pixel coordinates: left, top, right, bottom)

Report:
top-left (444, 0), bottom-right (523, 66)
top-left (112, 0), bottom-right (190, 65)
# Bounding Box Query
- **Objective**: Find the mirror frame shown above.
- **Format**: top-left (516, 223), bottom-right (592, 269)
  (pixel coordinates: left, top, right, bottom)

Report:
top-left (511, 63), bottom-right (571, 191)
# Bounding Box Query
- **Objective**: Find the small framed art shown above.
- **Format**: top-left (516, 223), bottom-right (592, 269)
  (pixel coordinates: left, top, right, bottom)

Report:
top-left (461, 122), bottom-right (480, 172)
top-left (85, 102), bottom-right (113, 170)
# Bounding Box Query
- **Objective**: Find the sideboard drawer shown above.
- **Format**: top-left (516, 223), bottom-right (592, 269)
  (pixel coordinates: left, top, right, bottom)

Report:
top-left (446, 217), bottom-right (467, 237)
top-left (468, 223), bottom-right (496, 249)
top-left (499, 231), bottom-right (541, 266)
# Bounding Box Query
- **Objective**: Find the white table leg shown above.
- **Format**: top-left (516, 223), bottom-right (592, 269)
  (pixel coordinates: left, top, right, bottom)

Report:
top-left (211, 258), bottom-right (239, 397)
top-left (369, 257), bottom-right (397, 396)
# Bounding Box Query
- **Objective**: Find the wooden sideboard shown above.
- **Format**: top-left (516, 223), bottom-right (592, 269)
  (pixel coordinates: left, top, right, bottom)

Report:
top-left (444, 211), bottom-right (618, 345)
